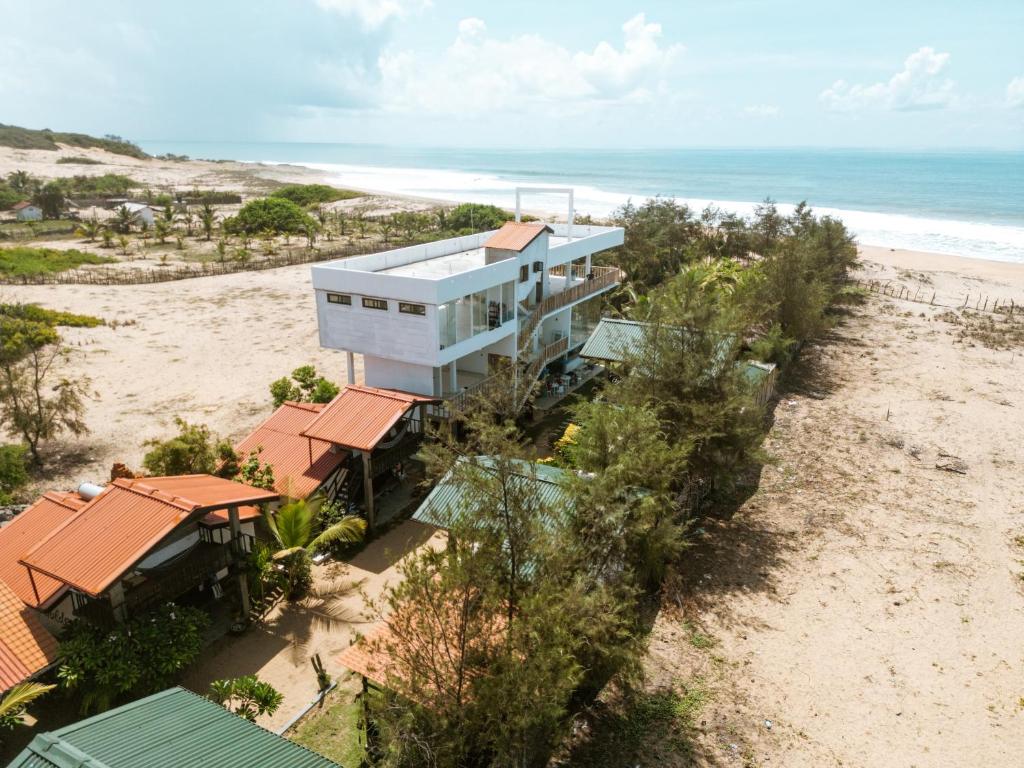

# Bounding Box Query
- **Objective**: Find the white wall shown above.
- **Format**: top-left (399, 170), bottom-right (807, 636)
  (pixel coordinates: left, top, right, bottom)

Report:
top-left (317, 291), bottom-right (439, 367)
top-left (364, 356), bottom-right (435, 395)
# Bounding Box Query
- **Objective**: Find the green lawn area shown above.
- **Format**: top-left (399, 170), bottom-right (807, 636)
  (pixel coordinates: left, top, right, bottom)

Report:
top-left (289, 683), bottom-right (366, 767)
top-left (0, 245), bottom-right (115, 278)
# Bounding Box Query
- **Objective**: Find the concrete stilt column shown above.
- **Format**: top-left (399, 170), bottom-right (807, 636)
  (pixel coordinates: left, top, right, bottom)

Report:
top-left (346, 351), bottom-right (355, 385)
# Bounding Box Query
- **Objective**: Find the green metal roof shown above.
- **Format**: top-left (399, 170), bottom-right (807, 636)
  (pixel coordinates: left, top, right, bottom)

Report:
top-left (413, 456), bottom-right (571, 534)
top-left (8, 687), bottom-right (341, 768)
top-left (578, 317), bottom-right (648, 363)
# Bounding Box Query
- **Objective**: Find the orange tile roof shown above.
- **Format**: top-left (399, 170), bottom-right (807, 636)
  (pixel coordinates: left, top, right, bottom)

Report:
top-left (234, 402), bottom-right (347, 499)
top-left (0, 491), bottom-right (85, 608)
top-left (482, 222), bottom-right (552, 252)
top-left (0, 578), bottom-right (58, 691)
top-left (301, 386), bottom-right (437, 452)
top-left (21, 476), bottom-right (278, 598)
top-left (200, 505), bottom-right (263, 527)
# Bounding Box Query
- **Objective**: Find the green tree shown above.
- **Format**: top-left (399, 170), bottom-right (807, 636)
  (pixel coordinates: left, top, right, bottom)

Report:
top-left (58, 603), bottom-right (208, 714)
top-left (208, 676), bottom-right (283, 722)
top-left (7, 170), bottom-right (34, 194)
top-left (264, 499), bottom-right (366, 598)
top-left (199, 202), bottom-right (217, 241)
top-left (0, 312), bottom-right (89, 466)
top-left (76, 216), bottom-right (102, 242)
top-left (228, 197), bottom-right (316, 236)
top-left (112, 204), bottom-right (137, 234)
top-left (269, 365), bottom-right (339, 407)
top-left (32, 181), bottom-right (65, 219)
top-left (154, 218), bottom-right (172, 244)
top-left (0, 443), bottom-right (29, 503)
top-left (142, 417), bottom-right (234, 476)
top-left (235, 447), bottom-right (276, 491)
top-left (445, 202), bottom-right (512, 232)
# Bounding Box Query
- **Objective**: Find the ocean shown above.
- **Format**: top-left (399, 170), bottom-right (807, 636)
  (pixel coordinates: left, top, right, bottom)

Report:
top-left (139, 142), bottom-right (1024, 263)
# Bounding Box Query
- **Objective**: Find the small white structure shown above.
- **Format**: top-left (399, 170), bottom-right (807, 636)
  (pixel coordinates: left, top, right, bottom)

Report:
top-left (311, 188), bottom-right (624, 409)
top-left (13, 202), bottom-right (42, 221)
top-left (120, 202), bottom-right (157, 227)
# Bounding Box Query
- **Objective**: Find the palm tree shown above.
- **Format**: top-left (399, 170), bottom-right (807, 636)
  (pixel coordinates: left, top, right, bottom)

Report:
top-left (177, 206), bottom-right (196, 237)
top-left (154, 218), bottom-right (171, 244)
top-left (113, 205), bottom-right (137, 234)
top-left (198, 203), bottom-right (217, 241)
top-left (208, 676), bottom-right (283, 722)
top-left (263, 499), bottom-right (365, 598)
top-left (76, 216), bottom-right (102, 242)
top-left (7, 170), bottom-right (33, 194)
top-left (0, 682), bottom-right (55, 733)
top-left (378, 216), bottom-right (395, 244)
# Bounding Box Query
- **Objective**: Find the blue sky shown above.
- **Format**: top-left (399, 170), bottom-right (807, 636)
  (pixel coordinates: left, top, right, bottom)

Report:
top-left (1, 0), bottom-right (1021, 149)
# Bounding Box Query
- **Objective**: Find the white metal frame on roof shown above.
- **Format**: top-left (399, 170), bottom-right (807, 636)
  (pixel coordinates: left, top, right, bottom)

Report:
top-left (514, 186), bottom-right (574, 242)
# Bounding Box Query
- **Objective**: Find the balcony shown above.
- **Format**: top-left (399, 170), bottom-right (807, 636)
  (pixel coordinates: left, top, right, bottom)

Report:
top-left (519, 265), bottom-right (623, 352)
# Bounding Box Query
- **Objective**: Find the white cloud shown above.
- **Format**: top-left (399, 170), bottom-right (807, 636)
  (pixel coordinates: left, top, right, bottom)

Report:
top-left (820, 47), bottom-right (955, 112)
top-left (1007, 76), bottom-right (1024, 108)
top-left (376, 13), bottom-right (683, 114)
top-left (314, 0), bottom-right (431, 30)
top-left (743, 104), bottom-right (780, 118)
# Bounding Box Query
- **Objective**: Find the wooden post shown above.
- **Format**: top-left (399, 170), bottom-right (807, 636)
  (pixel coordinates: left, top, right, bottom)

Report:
top-left (228, 504), bottom-right (250, 619)
top-left (362, 452), bottom-right (375, 532)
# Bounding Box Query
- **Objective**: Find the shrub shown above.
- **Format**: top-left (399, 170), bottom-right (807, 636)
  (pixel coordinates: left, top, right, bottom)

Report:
top-left (270, 365), bottom-right (339, 407)
top-left (56, 156), bottom-right (103, 165)
top-left (446, 202), bottom-right (513, 232)
top-left (227, 197), bottom-right (317, 235)
top-left (0, 303), bottom-right (103, 328)
top-left (208, 675), bottom-right (284, 721)
top-left (270, 184), bottom-right (361, 208)
top-left (0, 444), bottom-right (29, 504)
top-left (0, 246), bottom-right (114, 278)
top-left (142, 417), bottom-right (234, 476)
top-left (58, 603), bottom-right (209, 713)
top-left (54, 173), bottom-right (136, 198)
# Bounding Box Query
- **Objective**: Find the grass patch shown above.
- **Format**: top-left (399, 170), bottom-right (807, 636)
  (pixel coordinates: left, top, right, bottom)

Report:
top-left (289, 686), bottom-right (366, 767)
top-left (937, 308), bottom-right (1024, 350)
top-left (0, 220), bottom-right (78, 240)
top-left (56, 156), bottom-right (103, 165)
top-left (0, 246), bottom-right (115, 278)
top-left (270, 183), bottom-right (363, 207)
top-left (0, 302), bottom-right (103, 327)
top-left (566, 681), bottom-right (709, 767)
top-left (0, 123), bottom-right (147, 158)
top-left (684, 622), bottom-right (717, 650)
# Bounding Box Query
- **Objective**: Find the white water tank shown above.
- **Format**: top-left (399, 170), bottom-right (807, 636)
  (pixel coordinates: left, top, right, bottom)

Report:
top-left (77, 483), bottom-right (104, 501)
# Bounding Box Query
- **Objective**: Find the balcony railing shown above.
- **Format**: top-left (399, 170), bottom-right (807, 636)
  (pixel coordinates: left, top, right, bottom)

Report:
top-left (519, 266), bottom-right (622, 352)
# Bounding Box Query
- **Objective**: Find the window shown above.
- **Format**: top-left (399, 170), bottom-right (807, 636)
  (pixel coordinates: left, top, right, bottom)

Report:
top-left (362, 297), bottom-right (388, 311)
top-left (399, 302), bottom-right (426, 316)
top-left (533, 260), bottom-right (543, 273)
top-left (326, 293), bottom-right (351, 305)
top-left (519, 264), bottom-right (529, 283)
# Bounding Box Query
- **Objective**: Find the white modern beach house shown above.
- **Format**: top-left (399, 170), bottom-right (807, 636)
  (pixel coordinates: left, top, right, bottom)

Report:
top-left (311, 188), bottom-right (624, 412)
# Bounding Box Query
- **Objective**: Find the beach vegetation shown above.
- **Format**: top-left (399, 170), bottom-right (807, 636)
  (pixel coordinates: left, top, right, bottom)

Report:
top-left (31, 181), bottom-right (65, 219)
top-left (269, 365), bottom-right (339, 407)
top-left (0, 443), bottom-right (29, 504)
top-left (208, 676), bottom-right (284, 722)
top-left (269, 183), bottom-right (361, 207)
top-left (55, 173), bottom-right (137, 199)
top-left (226, 197), bottom-right (317, 236)
top-left (445, 202), bottom-right (513, 232)
top-left (141, 417), bottom-right (234, 476)
top-left (0, 123), bottom-right (148, 158)
top-left (58, 603), bottom-right (208, 714)
top-left (263, 499), bottom-right (366, 598)
top-left (56, 155), bottom-right (103, 165)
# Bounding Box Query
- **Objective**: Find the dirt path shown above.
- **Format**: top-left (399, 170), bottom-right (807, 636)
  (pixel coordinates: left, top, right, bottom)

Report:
top-left (643, 283), bottom-right (1024, 766)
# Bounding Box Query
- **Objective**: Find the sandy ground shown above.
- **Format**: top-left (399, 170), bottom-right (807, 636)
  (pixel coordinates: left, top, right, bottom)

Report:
top-left (182, 520), bottom-right (443, 732)
top-left (638, 248), bottom-right (1024, 767)
top-left (1, 265), bottom-right (358, 489)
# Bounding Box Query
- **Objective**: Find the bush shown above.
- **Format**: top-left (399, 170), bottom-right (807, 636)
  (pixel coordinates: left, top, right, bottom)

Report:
top-left (56, 156), bottom-right (103, 165)
top-left (58, 603), bottom-right (208, 713)
top-left (0, 303), bottom-right (103, 328)
top-left (0, 246), bottom-right (115, 278)
top-left (270, 365), bottom-right (339, 407)
top-left (270, 184), bottom-right (361, 207)
top-left (227, 197), bottom-right (317, 235)
top-left (446, 202), bottom-right (513, 232)
top-left (55, 173), bottom-right (136, 198)
top-left (0, 444), bottom-right (29, 503)
top-left (142, 417), bottom-right (234, 476)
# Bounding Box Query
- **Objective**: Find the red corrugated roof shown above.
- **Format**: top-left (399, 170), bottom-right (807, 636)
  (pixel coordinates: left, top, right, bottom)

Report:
top-left (0, 491), bottom-right (85, 608)
top-left (483, 222), bottom-right (552, 252)
top-left (301, 386), bottom-right (437, 452)
top-left (21, 476), bottom-right (278, 598)
top-left (11, 201), bottom-right (33, 211)
top-left (200, 505), bottom-right (262, 527)
top-left (234, 402), bottom-right (347, 499)
top-left (0, 578), bottom-right (58, 691)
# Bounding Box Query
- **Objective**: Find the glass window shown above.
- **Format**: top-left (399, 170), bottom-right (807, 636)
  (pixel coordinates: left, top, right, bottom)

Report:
top-left (326, 293), bottom-right (351, 305)
top-left (519, 264), bottom-right (529, 283)
top-left (456, 295), bottom-right (472, 343)
top-left (438, 301), bottom-right (456, 349)
top-left (399, 302), bottom-right (426, 316)
top-left (472, 289), bottom-right (487, 335)
top-left (362, 297), bottom-right (388, 310)
top-left (501, 281), bottom-right (514, 323)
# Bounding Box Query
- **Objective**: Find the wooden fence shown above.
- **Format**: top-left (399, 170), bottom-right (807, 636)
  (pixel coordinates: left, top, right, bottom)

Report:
top-left (855, 278), bottom-right (1019, 317)
top-left (2, 240), bottom-right (416, 286)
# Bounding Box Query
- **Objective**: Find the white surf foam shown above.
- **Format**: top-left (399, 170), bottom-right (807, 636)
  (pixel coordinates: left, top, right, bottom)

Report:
top-left (266, 160), bottom-right (1024, 264)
